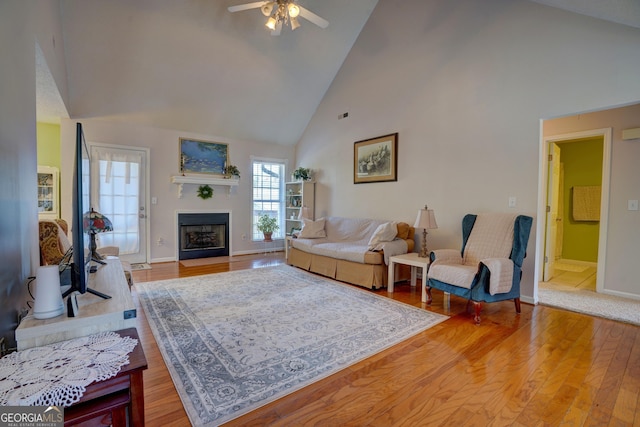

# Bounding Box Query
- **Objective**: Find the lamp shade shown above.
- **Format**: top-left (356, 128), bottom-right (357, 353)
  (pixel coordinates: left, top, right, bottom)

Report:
top-left (287, 3), bottom-right (300, 18)
top-left (33, 265), bottom-right (64, 319)
top-left (83, 209), bottom-right (113, 234)
top-left (414, 206), bottom-right (438, 230)
top-left (290, 16), bottom-right (300, 30)
top-left (261, 2), bottom-right (274, 16)
top-left (265, 16), bottom-right (277, 30)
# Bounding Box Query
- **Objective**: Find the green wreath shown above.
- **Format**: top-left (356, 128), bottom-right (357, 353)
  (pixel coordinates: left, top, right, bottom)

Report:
top-left (197, 184), bottom-right (213, 199)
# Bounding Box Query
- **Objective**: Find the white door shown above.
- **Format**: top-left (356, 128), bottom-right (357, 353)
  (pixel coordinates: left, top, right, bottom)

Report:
top-left (90, 144), bottom-right (149, 264)
top-left (538, 128), bottom-right (611, 295)
top-left (543, 143), bottom-right (561, 281)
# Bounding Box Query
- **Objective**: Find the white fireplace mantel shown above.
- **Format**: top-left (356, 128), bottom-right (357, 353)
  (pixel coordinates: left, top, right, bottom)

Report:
top-left (171, 175), bottom-right (239, 198)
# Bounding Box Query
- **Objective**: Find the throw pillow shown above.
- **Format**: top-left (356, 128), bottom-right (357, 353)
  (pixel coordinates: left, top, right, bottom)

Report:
top-left (367, 222), bottom-right (398, 250)
top-left (298, 218), bottom-right (326, 238)
top-left (58, 224), bottom-right (72, 254)
top-left (396, 222), bottom-right (410, 240)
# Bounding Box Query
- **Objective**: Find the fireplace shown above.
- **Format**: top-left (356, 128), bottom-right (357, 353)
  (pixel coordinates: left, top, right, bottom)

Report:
top-left (178, 212), bottom-right (230, 260)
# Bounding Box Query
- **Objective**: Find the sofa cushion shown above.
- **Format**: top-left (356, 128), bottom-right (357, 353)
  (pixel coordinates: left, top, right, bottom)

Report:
top-left (324, 216), bottom-right (387, 241)
top-left (58, 224), bottom-right (72, 254)
top-left (39, 221), bottom-right (65, 265)
top-left (299, 218), bottom-right (326, 238)
top-left (367, 222), bottom-right (397, 250)
top-left (292, 240), bottom-right (369, 263)
top-left (428, 263), bottom-right (478, 289)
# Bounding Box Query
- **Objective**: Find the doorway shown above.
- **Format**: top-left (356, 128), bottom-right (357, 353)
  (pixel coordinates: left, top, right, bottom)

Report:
top-left (89, 144), bottom-right (150, 265)
top-left (537, 128), bottom-right (611, 299)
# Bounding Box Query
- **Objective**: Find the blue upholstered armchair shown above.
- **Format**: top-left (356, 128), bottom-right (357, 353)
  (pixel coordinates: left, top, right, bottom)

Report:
top-left (426, 213), bottom-right (533, 324)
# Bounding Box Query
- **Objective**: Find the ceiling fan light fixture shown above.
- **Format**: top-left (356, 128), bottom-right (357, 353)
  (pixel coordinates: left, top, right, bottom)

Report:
top-left (290, 16), bottom-right (300, 30)
top-left (228, 0), bottom-right (327, 34)
top-left (287, 3), bottom-right (300, 18)
top-left (265, 16), bottom-right (277, 30)
top-left (261, 2), bottom-right (274, 16)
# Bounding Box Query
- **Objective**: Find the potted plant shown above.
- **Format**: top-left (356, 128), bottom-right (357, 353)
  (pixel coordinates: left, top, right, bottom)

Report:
top-left (292, 167), bottom-right (312, 181)
top-left (224, 164), bottom-right (240, 179)
top-left (256, 214), bottom-right (279, 242)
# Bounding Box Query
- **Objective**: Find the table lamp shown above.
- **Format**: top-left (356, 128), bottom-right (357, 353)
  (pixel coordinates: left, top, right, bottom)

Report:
top-left (84, 209), bottom-right (113, 265)
top-left (413, 204), bottom-right (438, 258)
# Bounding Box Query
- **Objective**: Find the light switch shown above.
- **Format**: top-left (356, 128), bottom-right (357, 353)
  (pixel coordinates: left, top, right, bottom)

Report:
top-left (151, 197), bottom-right (158, 205)
top-left (508, 196), bottom-right (516, 208)
top-left (628, 200), bottom-right (639, 211)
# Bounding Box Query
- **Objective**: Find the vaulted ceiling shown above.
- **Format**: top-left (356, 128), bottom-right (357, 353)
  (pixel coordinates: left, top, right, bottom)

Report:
top-left (37, 0), bottom-right (640, 146)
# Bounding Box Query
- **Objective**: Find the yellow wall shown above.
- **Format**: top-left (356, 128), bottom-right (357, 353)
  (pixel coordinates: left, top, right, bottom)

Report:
top-left (561, 137), bottom-right (603, 262)
top-left (36, 122), bottom-right (61, 168)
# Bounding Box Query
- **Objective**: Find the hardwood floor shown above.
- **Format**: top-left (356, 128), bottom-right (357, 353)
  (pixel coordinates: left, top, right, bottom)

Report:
top-left (131, 253), bottom-right (640, 426)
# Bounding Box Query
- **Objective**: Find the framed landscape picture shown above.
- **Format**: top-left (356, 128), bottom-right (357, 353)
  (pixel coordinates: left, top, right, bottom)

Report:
top-left (179, 138), bottom-right (229, 175)
top-left (354, 133), bottom-right (398, 184)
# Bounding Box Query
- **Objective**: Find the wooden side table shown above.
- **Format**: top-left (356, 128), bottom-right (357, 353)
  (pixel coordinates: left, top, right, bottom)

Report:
top-left (388, 252), bottom-right (430, 303)
top-left (64, 328), bottom-right (148, 427)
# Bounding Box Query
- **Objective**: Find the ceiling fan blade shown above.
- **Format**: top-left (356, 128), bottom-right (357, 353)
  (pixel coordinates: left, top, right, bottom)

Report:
top-left (271, 20), bottom-right (282, 36)
top-left (298, 6), bottom-right (329, 29)
top-left (228, 1), bottom-right (266, 13)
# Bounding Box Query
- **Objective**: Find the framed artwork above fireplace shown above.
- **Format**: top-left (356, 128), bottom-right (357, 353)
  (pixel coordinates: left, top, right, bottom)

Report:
top-left (179, 138), bottom-right (229, 176)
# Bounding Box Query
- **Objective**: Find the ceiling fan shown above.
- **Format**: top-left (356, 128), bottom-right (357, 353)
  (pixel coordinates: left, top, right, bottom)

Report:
top-left (228, 1), bottom-right (329, 35)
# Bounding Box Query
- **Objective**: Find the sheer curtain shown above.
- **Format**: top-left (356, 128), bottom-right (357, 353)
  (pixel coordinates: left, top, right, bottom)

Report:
top-left (91, 147), bottom-right (142, 254)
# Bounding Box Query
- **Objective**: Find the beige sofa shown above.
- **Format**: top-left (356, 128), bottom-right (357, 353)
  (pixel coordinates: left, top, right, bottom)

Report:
top-left (287, 216), bottom-right (415, 289)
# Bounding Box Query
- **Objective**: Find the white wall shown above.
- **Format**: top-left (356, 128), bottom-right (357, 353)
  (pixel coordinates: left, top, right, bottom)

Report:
top-left (60, 119), bottom-right (295, 262)
top-left (296, 0), bottom-right (640, 300)
top-left (0, 0), bottom-right (68, 346)
top-left (544, 103), bottom-right (640, 298)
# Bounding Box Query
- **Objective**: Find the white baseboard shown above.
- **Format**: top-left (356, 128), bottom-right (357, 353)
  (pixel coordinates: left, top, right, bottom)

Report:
top-left (521, 295), bottom-right (536, 305)
top-left (150, 256), bottom-right (175, 263)
top-left (599, 288), bottom-right (640, 301)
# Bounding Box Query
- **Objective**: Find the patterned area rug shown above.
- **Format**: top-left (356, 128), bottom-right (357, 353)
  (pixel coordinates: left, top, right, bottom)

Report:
top-left (539, 283), bottom-right (640, 326)
top-left (137, 265), bottom-right (447, 426)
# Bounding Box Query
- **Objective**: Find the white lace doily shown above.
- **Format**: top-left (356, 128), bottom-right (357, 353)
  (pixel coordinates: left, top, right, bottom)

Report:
top-left (0, 331), bottom-right (138, 407)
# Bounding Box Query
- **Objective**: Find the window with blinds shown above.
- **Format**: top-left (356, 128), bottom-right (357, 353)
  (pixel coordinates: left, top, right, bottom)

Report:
top-left (252, 159), bottom-right (285, 241)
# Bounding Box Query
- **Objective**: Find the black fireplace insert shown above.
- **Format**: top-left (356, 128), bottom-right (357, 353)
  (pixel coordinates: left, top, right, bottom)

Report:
top-left (178, 213), bottom-right (229, 260)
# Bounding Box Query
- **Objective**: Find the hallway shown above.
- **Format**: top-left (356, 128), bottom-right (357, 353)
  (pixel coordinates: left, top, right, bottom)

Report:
top-left (538, 263), bottom-right (640, 325)
top-left (542, 262), bottom-right (596, 292)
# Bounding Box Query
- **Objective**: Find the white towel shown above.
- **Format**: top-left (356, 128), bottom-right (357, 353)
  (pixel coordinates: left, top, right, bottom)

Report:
top-left (572, 186), bottom-right (601, 221)
top-left (481, 258), bottom-right (514, 295)
top-left (377, 239), bottom-right (408, 265)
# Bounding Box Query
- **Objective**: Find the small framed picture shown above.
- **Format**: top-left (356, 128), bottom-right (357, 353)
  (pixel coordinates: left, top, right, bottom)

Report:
top-left (179, 138), bottom-right (229, 175)
top-left (354, 133), bottom-right (398, 184)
